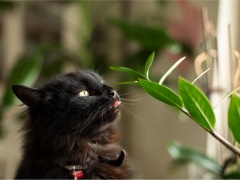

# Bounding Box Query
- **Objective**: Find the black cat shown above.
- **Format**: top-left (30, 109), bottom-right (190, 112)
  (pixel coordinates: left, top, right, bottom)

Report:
top-left (12, 70), bottom-right (130, 179)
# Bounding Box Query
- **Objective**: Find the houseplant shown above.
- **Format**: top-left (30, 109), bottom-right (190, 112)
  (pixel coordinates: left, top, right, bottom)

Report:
top-left (111, 52), bottom-right (240, 178)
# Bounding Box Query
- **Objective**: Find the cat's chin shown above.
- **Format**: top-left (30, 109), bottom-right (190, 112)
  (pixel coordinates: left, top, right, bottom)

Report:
top-left (103, 103), bottom-right (120, 125)
top-left (108, 100), bottom-right (121, 115)
top-left (108, 106), bottom-right (120, 117)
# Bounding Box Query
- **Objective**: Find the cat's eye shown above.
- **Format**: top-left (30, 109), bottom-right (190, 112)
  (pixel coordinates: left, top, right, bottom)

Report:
top-left (79, 90), bottom-right (89, 97)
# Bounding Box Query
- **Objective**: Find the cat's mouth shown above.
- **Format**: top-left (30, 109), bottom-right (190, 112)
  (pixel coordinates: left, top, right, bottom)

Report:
top-left (112, 100), bottom-right (121, 108)
top-left (109, 100), bottom-right (121, 111)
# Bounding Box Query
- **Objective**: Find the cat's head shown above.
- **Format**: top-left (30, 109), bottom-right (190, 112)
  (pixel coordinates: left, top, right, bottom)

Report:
top-left (12, 70), bottom-right (121, 137)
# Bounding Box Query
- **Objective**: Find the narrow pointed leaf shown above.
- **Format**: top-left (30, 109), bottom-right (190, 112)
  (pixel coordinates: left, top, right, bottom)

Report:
top-left (159, 57), bottom-right (186, 84)
top-left (139, 79), bottom-right (183, 109)
top-left (192, 68), bottom-right (211, 84)
top-left (110, 66), bottom-right (145, 78)
top-left (228, 94), bottom-right (240, 144)
top-left (214, 87), bottom-right (240, 109)
top-left (179, 77), bottom-right (215, 131)
top-left (144, 52), bottom-right (155, 80)
top-left (167, 141), bottom-right (221, 175)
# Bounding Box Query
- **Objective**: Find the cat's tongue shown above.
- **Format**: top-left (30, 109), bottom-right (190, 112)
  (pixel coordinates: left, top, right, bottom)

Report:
top-left (113, 100), bottom-right (121, 107)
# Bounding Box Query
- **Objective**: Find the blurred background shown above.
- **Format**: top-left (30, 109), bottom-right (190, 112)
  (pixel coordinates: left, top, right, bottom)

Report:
top-left (0, 0), bottom-right (228, 179)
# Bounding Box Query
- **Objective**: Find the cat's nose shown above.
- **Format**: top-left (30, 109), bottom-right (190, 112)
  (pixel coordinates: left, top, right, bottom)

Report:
top-left (109, 88), bottom-right (120, 100)
top-left (109, 89), bottom-right (118, 99)
top-left (104, 85), bottom-right (120, 99)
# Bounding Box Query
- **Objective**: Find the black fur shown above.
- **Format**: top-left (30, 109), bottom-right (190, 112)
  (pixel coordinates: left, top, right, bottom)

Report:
top-left (13, 70), bottom-right (130, 179)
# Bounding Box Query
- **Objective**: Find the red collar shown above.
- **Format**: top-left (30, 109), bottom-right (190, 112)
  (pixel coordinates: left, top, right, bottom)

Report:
top-left (64, 165), bottom-right (87, 179)
top-left (72, 170), bottom-right (84, 180)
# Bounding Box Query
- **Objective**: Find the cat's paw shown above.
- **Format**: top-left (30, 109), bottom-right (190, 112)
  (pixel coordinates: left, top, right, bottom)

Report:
top-left (98, 149), bottom-right (126, 167)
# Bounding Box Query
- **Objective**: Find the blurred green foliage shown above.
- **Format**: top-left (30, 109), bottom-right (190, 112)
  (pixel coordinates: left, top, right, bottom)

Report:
top-left (0, 1), bottom-right (193, 138)
top-left (0, 1), bottom-right (14, 11)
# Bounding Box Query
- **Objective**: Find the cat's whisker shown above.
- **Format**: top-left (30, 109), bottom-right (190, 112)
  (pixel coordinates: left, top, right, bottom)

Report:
top-left (94, 61), bottom-right (108, 74)
top-left (84, 107), bottom-right (105, 132)
top-left (120, 104), bottom-right (147, 122)
top-left (119, 98), bottom-right (143, 108)
top-left (120, 101), bottom-right (134, 108)
top-left (118, 91), bottom-right (137, 97)
top-left (118, 92), bottom-right (143, 103)
top-left (120, 97), bottom-right (143, 102)
top-left (83, 106), bottom-right (103, 130)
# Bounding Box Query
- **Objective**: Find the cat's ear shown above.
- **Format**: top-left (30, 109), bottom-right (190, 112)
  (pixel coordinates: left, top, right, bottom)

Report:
top-left (12, 85), bottom-right (42, 107)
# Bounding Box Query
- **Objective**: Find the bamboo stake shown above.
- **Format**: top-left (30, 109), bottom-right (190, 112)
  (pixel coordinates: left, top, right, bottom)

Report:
top-left (207, 0), bottom-right (240, 163)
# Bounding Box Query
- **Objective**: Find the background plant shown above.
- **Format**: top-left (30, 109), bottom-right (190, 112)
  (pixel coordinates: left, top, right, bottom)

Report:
top-left (0, 1), bottom-right (194, 137)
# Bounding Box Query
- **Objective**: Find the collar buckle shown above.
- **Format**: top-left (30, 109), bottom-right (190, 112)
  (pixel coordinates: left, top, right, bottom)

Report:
top-left (64, 165), bottom-right (87, 170)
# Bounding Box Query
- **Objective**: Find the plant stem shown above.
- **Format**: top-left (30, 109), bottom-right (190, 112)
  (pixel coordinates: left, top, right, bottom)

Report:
top-left (210, 131), bottom-right (240, 157)
top-left (181, 109), bottom-right (240, 157)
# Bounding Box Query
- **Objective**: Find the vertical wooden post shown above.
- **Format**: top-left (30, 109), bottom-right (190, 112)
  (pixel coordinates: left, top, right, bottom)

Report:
top-left (206, 0), bottom-right (240, 163)
top-left (0, 3), bottom-right (25, 179)
top-left (2, 3), bottom-right (25, 79)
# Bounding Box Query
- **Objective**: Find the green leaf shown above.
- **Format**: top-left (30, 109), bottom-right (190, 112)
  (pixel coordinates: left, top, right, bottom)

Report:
top-left (228, 94), bottom-right (240, 144)
top-left (139, 79), bottom-right (183, 109)
top-left (2, 53), bottom-right (43, 108)
top-left (224, 170), bottom-right (240, 179)
top-left (110, 19), bottom-right (175, 49)
top-left (214, 87), bottom-right (240, 109)
top-left (110, 66), bottom-right (145, 78)
top-left (167, 141), bottom-right (221, 175)
top-left (144, 52), bottom-right (155, 80)
top-left (178, 77), bottom-right (215, 131)
top-left (159, 56), bottom-right (186, 85)
top-left (192, 68), bottom-right (211, 84)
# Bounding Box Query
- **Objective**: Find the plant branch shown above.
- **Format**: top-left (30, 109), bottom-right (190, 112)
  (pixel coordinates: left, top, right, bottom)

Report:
top-left (210, 131), bottom-right (240, 157)
top-left (181, 109), bottom-right (240, 157)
